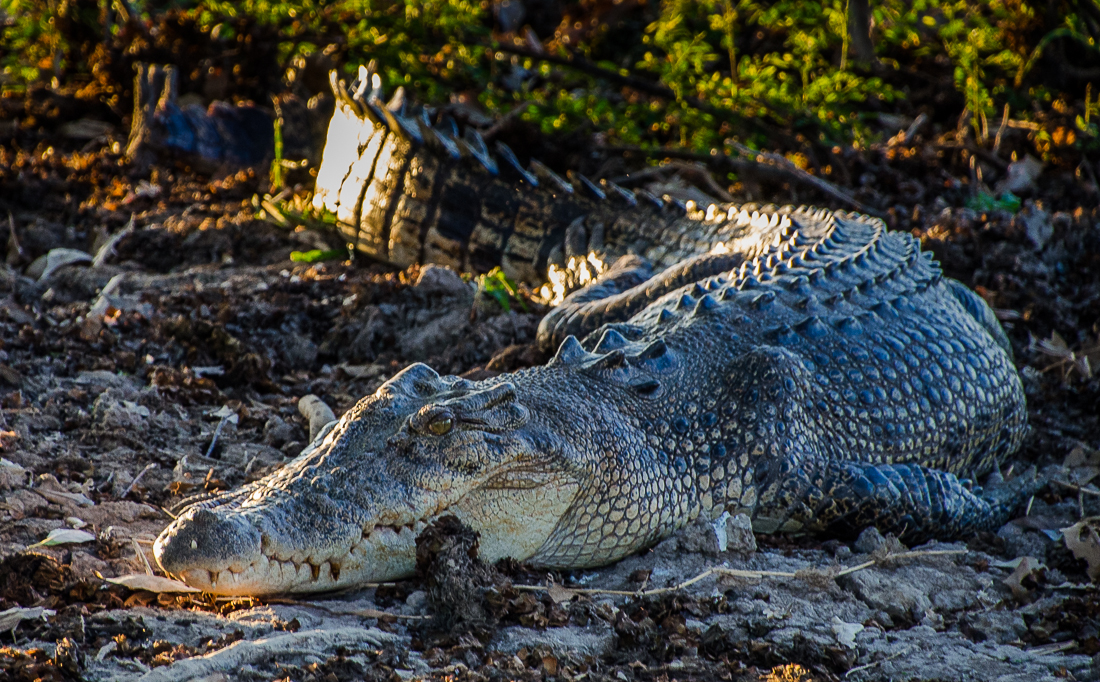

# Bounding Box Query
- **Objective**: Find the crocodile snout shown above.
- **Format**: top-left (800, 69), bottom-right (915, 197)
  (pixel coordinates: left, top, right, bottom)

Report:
top-left (154, 507), bottom-right (262, 589)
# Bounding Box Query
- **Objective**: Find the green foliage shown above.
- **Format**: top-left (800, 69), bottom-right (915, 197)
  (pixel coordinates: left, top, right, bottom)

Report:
top-left (290, 248), bottom-right (347, 263)
top-left (188, 0), bottom-right (489, 99)
top-left (966, 191), bottom-right (1022, 212)
top-left (477, 267), bottom-right (526, 313)
top-left (2, 0), bottom-right (1093, 165)
top-left (1, 0), bottom-right (66, 83)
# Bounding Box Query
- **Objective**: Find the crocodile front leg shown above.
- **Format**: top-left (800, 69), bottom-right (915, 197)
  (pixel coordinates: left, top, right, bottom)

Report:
top-left (753, 459), bottom-right (1042, 543)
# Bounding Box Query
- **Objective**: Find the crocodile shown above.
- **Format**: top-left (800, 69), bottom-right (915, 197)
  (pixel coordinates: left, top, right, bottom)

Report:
top-left (307, 63), bottom-right (846, 296)
top-left (153, 194), bottom-right (1034, 595)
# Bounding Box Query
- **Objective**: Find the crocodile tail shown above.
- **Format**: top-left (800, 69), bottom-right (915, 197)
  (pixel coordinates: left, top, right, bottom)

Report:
top-left (312, 63), bottom-right (635, 283)
top-left (310, 65), bottom-right (901, 291)
top-left (944, 278), bottom-right (1014, 361)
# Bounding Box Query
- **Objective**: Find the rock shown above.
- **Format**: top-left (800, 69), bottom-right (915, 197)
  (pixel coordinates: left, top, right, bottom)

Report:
top-left (68, 550), bottom-right (114, 582)
top-left (854, 526), bottom-right (886, 554)
top-left (415, 264), bottom-right (469, 297)
top-left (1019, 201), bottom-right (1053, 250)
top-left (674, 515), bottom-right (722, 556)
top-left (397, 308), bottom-right (471, 361)
top-left (962, 610), bottom-right (1027, 644)
top-left (76, 370), bottom-right (139, 397)
top-left (996, 155), bottom-right (1043, 195)
top-left (405, 590), bottom-right (428, 614)
top-left (840, 561), bottom-right (982, 624)
top-left (92, 391), bottom-right (151, 429)
top-left (346, 306), bottom-right (390, 362)
top-left (281, 332), bottom-right (319, 369)
top-left (262, 416), bottom-right (298, 447)
top-left (998, 523), bottom-right (1051, 562)
top-left (920, 609), bottom-right (945, 631)
top-left (724, 513), bottom-right (757, 555)
top-left (842, 568), bottom-right (932, 621)
top-left (0, 457), bottom-right (29, 490)
top-left (415, 516), bottom-right (498, 629)
top-left (490, 625), bottom-right (615, 658)
top-left (486, 343), bottom-right (546, 372)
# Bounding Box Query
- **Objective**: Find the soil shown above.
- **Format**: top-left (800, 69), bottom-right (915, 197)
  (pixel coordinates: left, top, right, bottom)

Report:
top-left (2, 77), bottom-right (1100, 681)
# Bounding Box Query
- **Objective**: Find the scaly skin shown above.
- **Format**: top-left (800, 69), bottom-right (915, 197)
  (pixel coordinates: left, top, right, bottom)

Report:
top-left (153, 207), bottom-right (1031, 596)
top-left (309, 64), bottom-right (838, 287)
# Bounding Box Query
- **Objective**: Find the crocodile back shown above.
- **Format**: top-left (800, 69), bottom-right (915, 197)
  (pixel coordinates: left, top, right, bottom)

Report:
top-left (617, 210), bottom-right (1026, 478)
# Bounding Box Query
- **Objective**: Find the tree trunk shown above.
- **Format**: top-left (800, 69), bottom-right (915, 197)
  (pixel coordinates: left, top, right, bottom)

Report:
top-left (848, 0), bottom-right (876, 64)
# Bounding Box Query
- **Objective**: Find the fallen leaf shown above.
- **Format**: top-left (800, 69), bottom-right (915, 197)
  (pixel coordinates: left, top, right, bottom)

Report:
top-left (542, 654), bottom-right (559, 674)
top-left (1003, 556), bottom-right (1044, 599)
top-left (1062, 518), bottom-right (1100, 581)
top-left (546, 581), bottom-right (577, 604)
top-left (28, 528), bottom-right (96, 548)
top-left (0, 606), bottom-right (56, 631)
top-left (831, 616), bottom-right (864, 648)
top-left (106, 574), bottom-right (202, 593)
top-left (208, 404), bottom-right (239, 423)
top-left (1065, 446), bottom-right (1090, 468)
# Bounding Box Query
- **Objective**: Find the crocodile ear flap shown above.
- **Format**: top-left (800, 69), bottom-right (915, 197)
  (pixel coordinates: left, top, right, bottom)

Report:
top-left (381, 363), bottom-right (449, 398)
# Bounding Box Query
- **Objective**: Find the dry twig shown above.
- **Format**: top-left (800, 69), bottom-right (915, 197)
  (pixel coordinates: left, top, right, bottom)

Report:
top-left (600, 143), bottom-right (880, 216)
top-left (728, 142), bottom-right (882, 216)
top-left (513, 548), bottom-right (965, 598)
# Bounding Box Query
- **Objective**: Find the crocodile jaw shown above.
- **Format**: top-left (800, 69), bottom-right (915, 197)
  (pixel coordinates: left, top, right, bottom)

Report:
top-left (153, 508), bottom-right (428, 595)
top-left (153, 468), bottom-right (581, 596)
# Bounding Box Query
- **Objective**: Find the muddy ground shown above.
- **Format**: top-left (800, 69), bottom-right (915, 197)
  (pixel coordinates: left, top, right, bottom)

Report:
top-left (2, 81), bottom-right (1100, 681)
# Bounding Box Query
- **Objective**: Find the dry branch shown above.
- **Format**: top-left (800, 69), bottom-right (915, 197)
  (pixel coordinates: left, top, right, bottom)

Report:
top-left (513, 548), bottom-right (965, 598)
top-left (600, 144), bottom-right (881, 216)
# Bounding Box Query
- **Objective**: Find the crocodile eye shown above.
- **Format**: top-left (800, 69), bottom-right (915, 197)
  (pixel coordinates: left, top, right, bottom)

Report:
top-left (428, 416), bottom-right (453, 436)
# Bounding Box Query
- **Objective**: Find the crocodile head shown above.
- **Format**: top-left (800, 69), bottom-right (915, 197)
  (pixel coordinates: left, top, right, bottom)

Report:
top-left (153, 363), bottom-right (585, 595)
